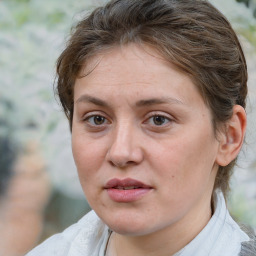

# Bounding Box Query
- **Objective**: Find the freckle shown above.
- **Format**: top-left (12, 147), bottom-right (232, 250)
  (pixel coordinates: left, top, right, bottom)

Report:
top-left (172, 175), bottom-right (175, 178)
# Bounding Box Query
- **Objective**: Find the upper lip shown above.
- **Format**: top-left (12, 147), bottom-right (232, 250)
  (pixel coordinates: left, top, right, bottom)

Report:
top-left (104, 178), bottom-right (152, 189)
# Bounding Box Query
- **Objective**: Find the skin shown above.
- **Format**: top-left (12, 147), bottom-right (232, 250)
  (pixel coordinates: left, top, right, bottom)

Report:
top-left (71, 44), bottom-right (246, 256)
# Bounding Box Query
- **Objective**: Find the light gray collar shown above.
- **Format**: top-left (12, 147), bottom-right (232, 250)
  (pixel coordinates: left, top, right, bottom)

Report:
top-left (174, 191), bottom-right (250, 256)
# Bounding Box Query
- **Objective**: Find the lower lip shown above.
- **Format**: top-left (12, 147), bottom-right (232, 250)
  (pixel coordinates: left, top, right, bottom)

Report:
top-left (106, 188), bottom-right (152, 202)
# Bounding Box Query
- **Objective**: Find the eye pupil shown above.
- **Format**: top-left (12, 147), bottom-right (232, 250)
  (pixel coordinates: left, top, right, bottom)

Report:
top-left (94, 116), bottom-right (105, 125)
top-left (153, 116), bottom-right (165, 125)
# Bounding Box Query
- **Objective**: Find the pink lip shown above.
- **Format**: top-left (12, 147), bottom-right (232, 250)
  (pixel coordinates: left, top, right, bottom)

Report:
top-left (104, 178), bottom-right (152, 203)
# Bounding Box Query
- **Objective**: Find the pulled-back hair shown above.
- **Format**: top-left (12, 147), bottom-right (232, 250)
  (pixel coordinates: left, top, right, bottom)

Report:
top-left (56, 0), bottom-right (248, 198)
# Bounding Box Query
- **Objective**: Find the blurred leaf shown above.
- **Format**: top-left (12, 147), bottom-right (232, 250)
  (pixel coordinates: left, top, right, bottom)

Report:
top-left (14, 6), bottom-right (31, 26)
top-left (8, 0), bottom-right (31, 2)
top-left (47, 11), bottom-right (65, 25)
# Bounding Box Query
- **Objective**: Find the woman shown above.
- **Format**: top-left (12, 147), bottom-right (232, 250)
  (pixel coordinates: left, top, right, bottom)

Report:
top-left (26, 0), bottom-right (255, 255)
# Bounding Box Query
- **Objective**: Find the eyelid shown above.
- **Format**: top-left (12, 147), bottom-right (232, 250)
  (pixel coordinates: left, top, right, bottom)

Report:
top-left (82, 111), bottom-right (111, 127)
top-left (144, 111), bottom-right (174, 121)
top-left (143, 111), bottom-right (174, 128)
top-left (87, 116), bottom-right (106, 125)
top-left (82, 111), bottom-right (109, 120)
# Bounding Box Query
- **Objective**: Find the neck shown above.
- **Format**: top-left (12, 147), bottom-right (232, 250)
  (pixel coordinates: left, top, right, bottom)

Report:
top-left (110, 194), bottom-right (213, 256)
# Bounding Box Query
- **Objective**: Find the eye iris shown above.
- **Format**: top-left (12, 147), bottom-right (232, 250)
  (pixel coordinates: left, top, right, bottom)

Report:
top-left (94, 116), bottom-right (105, 125)
top-left (153, 116), bottom-right (166, 125)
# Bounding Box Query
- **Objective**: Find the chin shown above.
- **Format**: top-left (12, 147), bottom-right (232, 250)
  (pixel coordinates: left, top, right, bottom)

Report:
top-left (102, 213), bottom-right (155, 236)
top-left (110, 224), bottom-right (150, 236)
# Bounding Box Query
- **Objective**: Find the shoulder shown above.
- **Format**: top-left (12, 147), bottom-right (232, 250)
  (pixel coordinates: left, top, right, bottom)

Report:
top-left (25, 210), bottom-right (108, 256)
top-left (239, 227), bottom-right (256, 256)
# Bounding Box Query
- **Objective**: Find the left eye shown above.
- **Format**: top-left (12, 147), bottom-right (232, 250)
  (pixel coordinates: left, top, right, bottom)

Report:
top-left (149, 115), bottom-right (170, 126)
top-left (86, 115), bottom-right (107, 125)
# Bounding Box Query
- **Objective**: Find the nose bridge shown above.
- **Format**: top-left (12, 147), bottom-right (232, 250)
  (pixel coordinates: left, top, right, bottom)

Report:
top-left (107, 118), bottom-right (143, 167)
top-left (111, 119), bottom-right (134, 156)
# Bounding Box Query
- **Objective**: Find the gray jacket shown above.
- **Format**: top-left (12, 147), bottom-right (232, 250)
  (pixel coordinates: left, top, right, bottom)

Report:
top-left (240, 227), bottom-right (256, 256)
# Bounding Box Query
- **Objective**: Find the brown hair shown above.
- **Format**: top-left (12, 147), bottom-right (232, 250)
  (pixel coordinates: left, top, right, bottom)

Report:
top-left (56, 0), bottom-right (248, 197)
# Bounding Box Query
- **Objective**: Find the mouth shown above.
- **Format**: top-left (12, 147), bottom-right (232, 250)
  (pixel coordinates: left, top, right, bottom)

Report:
top-left (114, 186), bottom-right (142, 190)
top-left (104, 178), bottom-right (152, 190)
top-left (104, 178), bottom-right (153, 202)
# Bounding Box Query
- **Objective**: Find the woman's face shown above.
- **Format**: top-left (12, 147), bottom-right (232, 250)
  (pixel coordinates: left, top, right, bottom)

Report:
top-left (72, 44), bottom-right (221, 236)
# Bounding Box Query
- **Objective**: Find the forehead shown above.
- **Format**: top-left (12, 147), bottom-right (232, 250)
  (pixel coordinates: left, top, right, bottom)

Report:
top-left (79, 44), bottom-right (174, 80)
top-left (74, 44), bottom-right (205, 108)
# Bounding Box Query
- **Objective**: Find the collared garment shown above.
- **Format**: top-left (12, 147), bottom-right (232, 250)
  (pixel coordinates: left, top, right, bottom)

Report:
top-left (26, 191), bottom-right (250, 256)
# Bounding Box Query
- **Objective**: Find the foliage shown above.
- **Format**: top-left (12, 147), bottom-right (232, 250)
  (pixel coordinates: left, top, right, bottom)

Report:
top-left (0, 0), bottom-right (92, 196)
top-left (236, 0), bottom-right (256, 17)
top-left (0, 98), bottom-right (17, 195)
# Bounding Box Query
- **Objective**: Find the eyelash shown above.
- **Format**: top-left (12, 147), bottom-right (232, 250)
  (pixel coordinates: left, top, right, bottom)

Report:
top-left (144, 113), bottom-right (173, 128)
top-left (83, 112), bottom-right (173, 129)
top-left (84, 114), bottom-right (109, 127)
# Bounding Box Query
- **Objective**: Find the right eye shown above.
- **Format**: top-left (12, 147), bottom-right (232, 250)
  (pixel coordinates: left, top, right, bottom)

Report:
top-left (85, 115), bottom-right (107, 126)
top-left (148, 115), bottom-right (170, 126)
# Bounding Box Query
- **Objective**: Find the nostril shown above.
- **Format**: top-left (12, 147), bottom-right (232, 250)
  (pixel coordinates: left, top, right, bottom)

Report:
top-left (106, 137), bottom-right (144, 167)
top-left (110, 160), bottom-right (129, 168)
top-left (108, 159), bottom-right (138, 169)
top-left (127, 161), bottom-right (136, 166)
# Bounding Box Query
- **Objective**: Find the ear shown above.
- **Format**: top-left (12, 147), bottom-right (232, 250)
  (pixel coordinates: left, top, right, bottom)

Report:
top-left (216, 105), bottom-right (247, 167)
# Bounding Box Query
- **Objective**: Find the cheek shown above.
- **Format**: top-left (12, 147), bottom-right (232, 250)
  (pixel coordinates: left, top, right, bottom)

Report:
top-left (72, 134), bottom-right (105, 183)
top-left (72, 136), bottom-right (107, 207)
top-left (150, 130), bottom-right (218, 189)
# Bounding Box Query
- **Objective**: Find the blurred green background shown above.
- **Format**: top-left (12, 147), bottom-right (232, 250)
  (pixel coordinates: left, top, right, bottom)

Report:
top-left (0, 0), bottom-right (256, 252)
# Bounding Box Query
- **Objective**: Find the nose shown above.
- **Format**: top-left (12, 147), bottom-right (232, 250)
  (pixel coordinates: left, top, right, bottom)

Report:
top-left (106, 122), bottom-right (144, 168)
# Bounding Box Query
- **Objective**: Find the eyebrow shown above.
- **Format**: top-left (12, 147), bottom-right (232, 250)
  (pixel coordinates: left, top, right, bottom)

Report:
top-left (75, 95), bottom-right (110, 107)
top-left (135, 97), bottom-right (185, 107)
top-left (75, 94), bottom-right (185, 107)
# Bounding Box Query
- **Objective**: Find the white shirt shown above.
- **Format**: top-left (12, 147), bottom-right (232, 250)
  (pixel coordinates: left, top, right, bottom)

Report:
top-left (173, 192), bottom-right (249, 256)
top-left (26, 191), bottom-right (249, 256)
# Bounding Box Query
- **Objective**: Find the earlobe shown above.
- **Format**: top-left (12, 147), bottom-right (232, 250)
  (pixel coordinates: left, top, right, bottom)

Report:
top-left (216, 105), bottom-right (247, 167)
